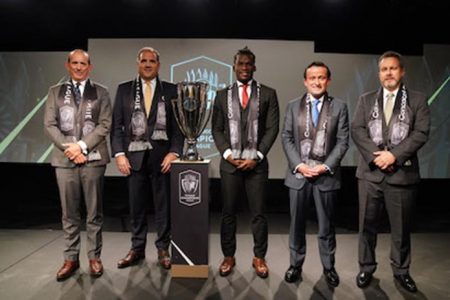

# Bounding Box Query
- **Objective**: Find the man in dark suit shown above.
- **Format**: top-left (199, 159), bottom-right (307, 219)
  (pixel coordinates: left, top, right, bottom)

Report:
top-left (44, 49), bottom-right (112, 281)
top-left (212, 47), bottom-right (279, 278)
top-left (111, 47), bottom-right (183, 270)
top-left (351, 51), bottom-right (430, 293)
top-left (281, 62), bottom-right (349, 286)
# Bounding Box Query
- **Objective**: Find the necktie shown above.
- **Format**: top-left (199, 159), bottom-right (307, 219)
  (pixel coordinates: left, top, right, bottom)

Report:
top-left (241, 84), bottom-right (249, 109)
top-left (384, 93), bottom-right (394, 123)
top-left (311, 99), bottom-right (320, 127)
top-left (144, 81), bottom-right (153, 117)
top-left (74, 82), bottom-right (81, 106)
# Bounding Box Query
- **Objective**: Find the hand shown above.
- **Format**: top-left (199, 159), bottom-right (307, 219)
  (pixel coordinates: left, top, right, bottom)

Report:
top-left (115, 155), bottom-right (131, 176)
top-left (161, 152), bottom-right (178, 174)
top-left (296, 164), bottom-right (320, 178)
top-left (73, 153), bottom-right (87, 165)
top-left (226, 155), bottom-right (242, 167)
top-left (310, 164), bottom-right (328, 175)
top-left (373, 150), bottom-right (396, 170)
top-left (63, 143), bottom-right (82, 160)
top-left (236, 159), bottom-right (257, 171)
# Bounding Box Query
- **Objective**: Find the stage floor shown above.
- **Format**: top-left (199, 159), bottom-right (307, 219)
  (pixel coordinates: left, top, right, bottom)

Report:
top-left (1, 226), bottom-right (449, 300)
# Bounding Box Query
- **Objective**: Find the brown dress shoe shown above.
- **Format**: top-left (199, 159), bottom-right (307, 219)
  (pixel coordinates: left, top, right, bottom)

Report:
top-left (252, 257), bottom-right (269, 278)
top-left (56, 260), bottom-right (79, 281)
top-left (219, 256), bottom-right (235, 277)
top-left (157, 249), bottom-right (171, 270)
top-left (89, 259), bottom-right (104, 277)
top-left (117, 250), bottom-right (145, 268)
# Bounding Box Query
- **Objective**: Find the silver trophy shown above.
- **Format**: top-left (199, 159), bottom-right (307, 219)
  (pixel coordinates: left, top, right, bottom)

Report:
top-left (172, 82), bottom-right (212, 161)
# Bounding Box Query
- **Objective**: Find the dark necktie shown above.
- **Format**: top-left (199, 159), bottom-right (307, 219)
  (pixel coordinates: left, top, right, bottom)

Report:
top-left (241, 84), bottom-right (249, 109)
top-left (312, 99), bottom-right (320, 127)
top-left (74, 82), bottom-right (82, 106)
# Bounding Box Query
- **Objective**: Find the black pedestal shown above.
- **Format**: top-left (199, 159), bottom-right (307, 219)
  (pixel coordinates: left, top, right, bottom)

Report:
top-left (170, 160), bottom-right (210, 278)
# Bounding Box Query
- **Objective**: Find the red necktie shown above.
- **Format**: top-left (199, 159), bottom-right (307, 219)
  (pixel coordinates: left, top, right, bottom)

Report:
top-left (241, 84), bottom-right (249, 109)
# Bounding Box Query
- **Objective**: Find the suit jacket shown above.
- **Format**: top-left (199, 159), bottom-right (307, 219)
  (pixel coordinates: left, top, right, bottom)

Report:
top-left (44, 79), bottom-right (112, 168)
top-left (110, 78), bottom-right (183, 171)
top-left (212, 82), bottom-right (280, 174)
top-left (282, 96), bottom-right (349, 191)
top-left (351, 87), bottom-right (430, 185)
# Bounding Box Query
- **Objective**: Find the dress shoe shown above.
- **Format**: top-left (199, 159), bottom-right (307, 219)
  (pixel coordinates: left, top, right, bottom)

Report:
top-left (323, 268), bottom-right (340, 287)
top-left (89, 259), bottom-right (103, 277)
top-left (394, 274), bottom-right (417, 293)
top-left (356, 271), bottom-right (373, 288)
top-left (117, 250), bottom-right (145, 268)
top-left (157, 249), bottom-right (171, 270)
top-left (56, 260), bottom-right (79, 281)
top-left (284, 265), bottom-right (301, 283)
top-left (252, 257), bottom-right (269, 279)
top-left (219, 256), bottom-right (235, 277)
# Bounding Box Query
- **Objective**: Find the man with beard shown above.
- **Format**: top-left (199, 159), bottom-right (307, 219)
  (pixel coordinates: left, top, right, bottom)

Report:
top-left (111, 47), bottom-right (183, 270)
top-left (212, 47), bottom-right (279, 278)
top-left (351, 51), bottom-right (430, 293)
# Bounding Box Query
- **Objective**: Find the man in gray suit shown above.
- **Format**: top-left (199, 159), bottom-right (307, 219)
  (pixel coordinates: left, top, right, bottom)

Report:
top-left (44, 49), bottom-right (112, 281)
top-left (281, 61), bottom-right (349, 286)
top-left (212, 47), bottom-right (279, 278)
top-left (351, 51), bottom-right (430, 293)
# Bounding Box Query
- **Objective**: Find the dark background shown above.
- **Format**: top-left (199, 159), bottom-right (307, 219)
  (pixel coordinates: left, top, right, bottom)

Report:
top-left (1, 0), bottom-right (449, 231)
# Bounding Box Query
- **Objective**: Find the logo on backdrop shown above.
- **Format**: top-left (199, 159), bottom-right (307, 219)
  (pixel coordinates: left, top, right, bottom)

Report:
top-left (179, 170), bottom-right (201, 207)
top-left (170, 56), bottom-right (232, 158)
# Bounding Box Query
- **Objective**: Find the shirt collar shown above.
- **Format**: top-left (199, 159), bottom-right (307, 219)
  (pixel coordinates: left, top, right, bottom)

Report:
top-left (237, 79), bottom-right (253, 87)
top-left (383, 88), bottom-right (398, 99)
top-left (72, 79), bottom-right (87, 87)
top-left (141, 77), bottom-right (157, 87)
top-left (308, 93), bottom-right (324, 103)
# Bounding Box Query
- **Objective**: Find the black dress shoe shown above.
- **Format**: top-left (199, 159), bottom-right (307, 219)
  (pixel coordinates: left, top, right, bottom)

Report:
top-left (324, 268), bottom-right (340, 287)
top-left (394, 274), bottom-right (417, 293)
top-left (284, 266), bottom-right (301, 283)
top-left (356, 271), bottom-right (373, 288)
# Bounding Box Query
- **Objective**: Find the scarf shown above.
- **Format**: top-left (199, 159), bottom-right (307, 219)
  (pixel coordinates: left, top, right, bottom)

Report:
top-left (368, 84), bottom-right (411, 149)
top-left (296, 93), bottom-right (332, 165)
top-left (227, 81), bottom-right (260, 160)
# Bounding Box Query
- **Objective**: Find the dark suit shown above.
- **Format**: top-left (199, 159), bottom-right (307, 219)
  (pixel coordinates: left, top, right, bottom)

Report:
top-left (351, 87), bottom-right (430, 275)
top-left (212, 82), bottom-right (279, 258)
top-left (44, 79), bottom-right (112, 261)
top-left (281, 95), bottom-right (349, 269)
top-left (111, 78), bottom-right (183, 252)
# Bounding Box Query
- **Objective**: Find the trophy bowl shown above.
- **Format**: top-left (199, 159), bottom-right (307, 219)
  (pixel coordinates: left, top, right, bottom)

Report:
top-left (172, 81), bottom-right (212, 161)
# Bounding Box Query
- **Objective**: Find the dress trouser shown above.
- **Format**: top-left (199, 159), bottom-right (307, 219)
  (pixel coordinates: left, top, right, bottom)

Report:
top-left (358, 179), bottom-right (416, 275)
top-left (220, 169), bottom-right (268, 259)
top-left (288, 182), bottom-right (337, 270)
top-left (128, 149), bottom-right (171, 252)
top-left (56, 165), bottom-right (105, 261)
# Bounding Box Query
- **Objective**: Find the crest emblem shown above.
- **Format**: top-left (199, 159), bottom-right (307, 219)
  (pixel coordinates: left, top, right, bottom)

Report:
top-left (179, 170), bottom-right (201, 207)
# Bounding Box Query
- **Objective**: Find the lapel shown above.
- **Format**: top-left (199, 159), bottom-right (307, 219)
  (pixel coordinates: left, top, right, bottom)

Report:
top-left (83, 79), bottom-right (97, 101)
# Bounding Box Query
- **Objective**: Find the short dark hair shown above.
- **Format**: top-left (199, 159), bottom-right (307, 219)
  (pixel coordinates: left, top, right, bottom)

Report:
top-left (67, 49), bottom-right (90, 64)
top-left (378, 51), bottom-right (404, 69)
top-left (233, 46), bottom-right (256, 64)
top-left (303, 61), bottom-right (331, 79)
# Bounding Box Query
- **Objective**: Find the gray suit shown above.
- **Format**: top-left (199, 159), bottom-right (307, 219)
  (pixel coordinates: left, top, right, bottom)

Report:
top-left (281, 95), bottom-right (349, 269)
top-left (351, 87), bottom-right (430, 275)
top-left (44, 79), bottom-right (112, 261)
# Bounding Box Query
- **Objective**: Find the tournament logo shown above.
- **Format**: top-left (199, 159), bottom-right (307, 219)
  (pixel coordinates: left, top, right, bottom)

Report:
top-left (179, 170), bottom-right (201, 207)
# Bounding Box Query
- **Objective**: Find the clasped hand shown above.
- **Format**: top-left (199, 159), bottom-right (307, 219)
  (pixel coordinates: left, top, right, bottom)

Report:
top-left (63, 143), bottom-right (87, 165)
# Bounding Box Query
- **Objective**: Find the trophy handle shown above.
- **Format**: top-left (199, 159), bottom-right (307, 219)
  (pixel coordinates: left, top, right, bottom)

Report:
top-left (171, 98), bottom-right (187, 138)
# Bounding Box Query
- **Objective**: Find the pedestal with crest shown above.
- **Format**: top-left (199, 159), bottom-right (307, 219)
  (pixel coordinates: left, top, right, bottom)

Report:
top-left (170, 82), bottom-right (211, 278)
